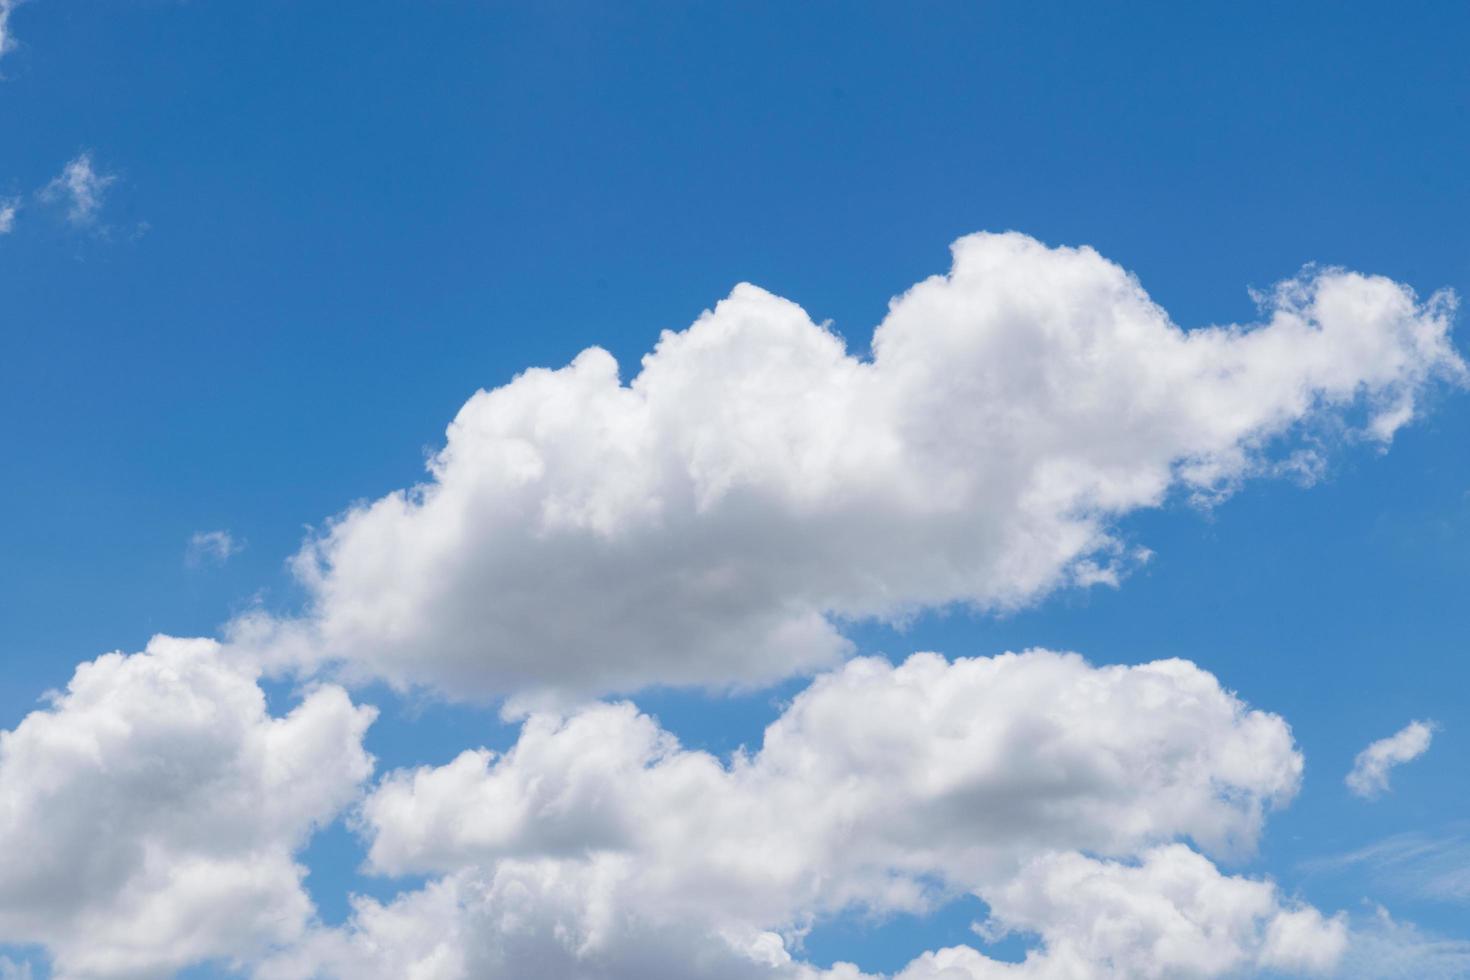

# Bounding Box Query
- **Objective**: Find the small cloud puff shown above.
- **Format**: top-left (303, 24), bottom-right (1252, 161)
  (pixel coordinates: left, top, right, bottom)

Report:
top-left (1347, 720), bottom-right (1438, 799)
top-left (186, 529), bottom-right (245, 568)
top-left (40, 152), bottom-right (116, 226)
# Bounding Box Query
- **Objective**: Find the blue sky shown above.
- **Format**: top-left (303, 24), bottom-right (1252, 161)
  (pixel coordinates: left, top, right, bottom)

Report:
top-left (2, 3), bottom-right (1469, 978)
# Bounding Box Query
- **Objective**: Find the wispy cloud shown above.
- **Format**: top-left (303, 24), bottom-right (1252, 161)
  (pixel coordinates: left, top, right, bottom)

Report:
top-left (39, 152), bottom-right (117, 226)
top-left (0, 197), bottom-right (16, 234)
top-left (1303, 830), bottom-right (1470, 903)
top-left (0, 1), bottom-right (18, 64)
top-left (1341, 904), bottom-right (1470, 979)
top-left (186, 530), bottom-right (244, 568)
top-left (1347, 720), bottom-right (1437, 799)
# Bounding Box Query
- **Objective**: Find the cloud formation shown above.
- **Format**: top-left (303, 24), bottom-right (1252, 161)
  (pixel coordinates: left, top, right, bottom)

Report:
top-left (900, 847), bottom-right (1344, 979)
top-left (257, 650), bottom-right (1345, 980)
top-left (186, 529), bottom-right (245, 568)
top-left (361, 651), bottom-right (1302, 885)
top-left (0, 198), bottom-right (15, 234)
top-left (1346, 720), bottom-right (1437, 799)
top-left (1306, 829), bottom-right (1470, 903)
top-left (40, 152), bottom-right (116, 226)
top-left (0, 1), bottom-right (16, 63)
top-left (1333, 905), bottom-right (1470, 980)
top-left (0, 637), bottom-right (376, 979)
top-left (262, 849), bottom-right (1345, 980)
top-left (3, 232), bottom-right (1461, 977)
top-left (234, 232), bottom-right (1465, 702)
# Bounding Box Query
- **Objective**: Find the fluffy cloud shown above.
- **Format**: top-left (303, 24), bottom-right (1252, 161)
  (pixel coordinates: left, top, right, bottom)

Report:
top-left (260, 650), bottom-right (1344, 979)
top-left (235, 232), bottom-right (1465, 701)
top-left (257, 867), bottom-right (865, 980)
top-left (0, 198), bottom-right (15, 234)
top-left (1346, 720), bottom-right (1437, 799)
top-left (898, 847), bottom-right (1345, 979)
top-left (361, 651), bottom-right (1301, 890)
top-left (0, 636), bottom-right (376, 979)
top-left (40, 152), bottom-right (116, 226)
top-left (6, 232), bottom-right (1459, 978)
top-left (262, 852), bottom-right (1345, 980)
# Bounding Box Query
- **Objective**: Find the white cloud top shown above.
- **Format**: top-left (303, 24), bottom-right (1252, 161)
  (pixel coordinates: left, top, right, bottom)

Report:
top-left (899, 847), bottom-right (1344, 979)
top-left (362, 651), bottom-right (1301, 885)
top-left (1346, 720), bottom-right (1438, 799)
top-left (236, 232), bottom-right (1463, 701)
top-left (0, 637), bottom-right (376, 979)
top-left (255, 650), bottom-right (1345, 980)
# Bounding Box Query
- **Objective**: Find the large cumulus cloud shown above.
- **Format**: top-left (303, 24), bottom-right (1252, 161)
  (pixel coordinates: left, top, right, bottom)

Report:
top-left (259, 650), bottom-right (1346, 980)
top-left (237, 232), bottom-right (1464, 700)
top-left (0, 637), bottom-right (376, 979)
top-left (7, 232), bottom-right (1463, 978)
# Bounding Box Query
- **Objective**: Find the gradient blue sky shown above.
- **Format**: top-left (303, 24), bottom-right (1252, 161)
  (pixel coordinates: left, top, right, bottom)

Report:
top-left (2, 2), bottom-right (1468, 977)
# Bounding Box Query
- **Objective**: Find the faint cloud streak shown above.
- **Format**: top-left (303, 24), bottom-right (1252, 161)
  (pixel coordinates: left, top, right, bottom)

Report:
top-left (0, 0), bottom-right (18, 63)
top-left (186, 530), bottom-right (244, 568)
top-left (1303, 829), bottom-right (1470, 904)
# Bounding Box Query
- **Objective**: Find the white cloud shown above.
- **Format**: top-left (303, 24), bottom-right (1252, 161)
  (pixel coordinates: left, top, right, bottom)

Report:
top-left (40, 153), bottom-right (117, 227)
top-left (261, 851), bottom-right (1346, 980)
top-left (361, 651), bottom-right (1302, 887)
top-left (257, 650), bottom-right (1344, 979)
top-left (1304, 830), bottom-right (1470, 903)
top-left (0, 1), bottom-right (17, 63)
top-left (897, 847), bottom-right (1346, 979)
top-left (186, 529), bottom-right (245, 567)
top-left (3, 232), bottom-right (1461, 977)
top-left (231, 232), bottom-right (1465, 702)
top-left (1346, 720), bottom-right (1437, 799)
top-left (257, 868), bottom-right (866, 980)
top-left (0, 636), bottom-right (377, 979)
top-left (0, 198), bottom-right (16, 234)
top-left (1336, 905), bottom-right (1470, 980)
top-left (0, 956), bottom-right (32, 980)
